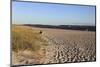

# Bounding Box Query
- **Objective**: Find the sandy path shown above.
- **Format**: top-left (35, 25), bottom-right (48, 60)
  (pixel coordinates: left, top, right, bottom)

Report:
top-left (32, 27), bottom-right (96, 64)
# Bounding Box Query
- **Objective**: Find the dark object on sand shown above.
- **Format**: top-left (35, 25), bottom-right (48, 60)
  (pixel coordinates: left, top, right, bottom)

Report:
top-left (39, 30), bottom-right (42, 34)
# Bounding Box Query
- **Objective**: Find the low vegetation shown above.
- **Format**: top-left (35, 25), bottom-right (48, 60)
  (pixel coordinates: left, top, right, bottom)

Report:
top-left (12, 25), bottom-right (48, 52)
top-left (12, 25), bottom-right (49, 65)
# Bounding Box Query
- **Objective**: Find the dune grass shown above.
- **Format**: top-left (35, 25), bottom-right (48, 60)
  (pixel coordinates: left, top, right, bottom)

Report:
top-left (12, 25), bottom-right (48, 52)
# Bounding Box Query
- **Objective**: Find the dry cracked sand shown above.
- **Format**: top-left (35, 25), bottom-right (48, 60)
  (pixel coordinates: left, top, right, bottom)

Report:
top-left (12, 27), bottom-right (96, 65)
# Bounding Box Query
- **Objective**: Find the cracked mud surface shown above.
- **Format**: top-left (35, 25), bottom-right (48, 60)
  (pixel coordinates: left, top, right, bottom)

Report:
top-left (38, 28), bottom-right (96, 64)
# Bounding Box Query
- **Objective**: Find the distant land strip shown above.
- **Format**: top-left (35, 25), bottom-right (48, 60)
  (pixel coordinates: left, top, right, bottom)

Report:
top-left (21, 24), bottom-right (96, 31)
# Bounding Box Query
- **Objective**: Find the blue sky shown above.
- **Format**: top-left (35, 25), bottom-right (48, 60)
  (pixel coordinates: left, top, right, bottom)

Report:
top-left (12, 1), bottom-right (96, 26)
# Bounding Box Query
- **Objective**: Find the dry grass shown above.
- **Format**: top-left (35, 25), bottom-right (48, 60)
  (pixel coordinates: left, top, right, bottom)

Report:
top-left (12, 25), bottom-right (48, 52)
top-left (12, 25), bottom-right (48, 65)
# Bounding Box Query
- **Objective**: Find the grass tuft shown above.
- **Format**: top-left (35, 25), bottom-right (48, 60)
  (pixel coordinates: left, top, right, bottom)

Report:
top-left (12, 25), bottom-right (48, 52)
